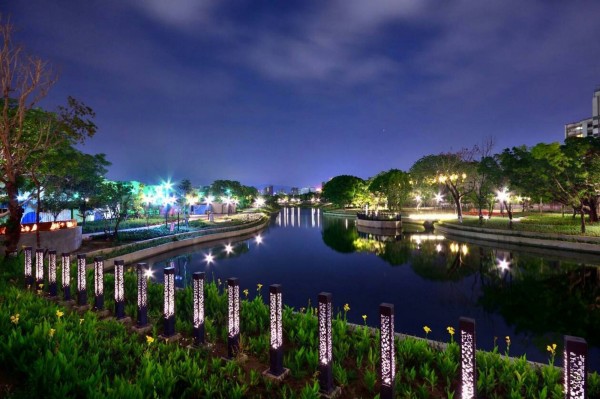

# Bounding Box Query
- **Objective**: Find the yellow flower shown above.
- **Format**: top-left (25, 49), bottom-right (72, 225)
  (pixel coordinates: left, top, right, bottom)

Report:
top-left (423, 326), bottom-right (432, 334)
top-left (79, 318), bottom-right (84, 325)
top-left (56, 310), bottom-right (64, 319)
top-left (257, 283), bottom-right (263, 291)
top-left (49, 328), bottom-right (56, 337)
top-left (10, 314), bottom-right (19, 325)
top-left (447, 326), bottom-right (455, 336)
top-left (343, 303), bottom-right (350, 312)
top-left (243, 289), bottom-right (249, 297)
top-left (146, 335), bottom-right (154, 345)
top-left (505, 336), bottom-right (511, 346)
top-left (546, 343), bottom-right (557, 356)
top-left (362, 315), bottom-right (367, 323)
top-left (39, 283), bottom-right (44, 289)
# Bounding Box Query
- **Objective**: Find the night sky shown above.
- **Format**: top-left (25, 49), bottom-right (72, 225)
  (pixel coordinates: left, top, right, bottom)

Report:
top-left (6, 1), bottom-right (600, 188)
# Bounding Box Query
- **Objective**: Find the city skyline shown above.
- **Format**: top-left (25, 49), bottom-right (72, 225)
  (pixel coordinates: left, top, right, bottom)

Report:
top-left (5, 1), bottom-right (600, 187)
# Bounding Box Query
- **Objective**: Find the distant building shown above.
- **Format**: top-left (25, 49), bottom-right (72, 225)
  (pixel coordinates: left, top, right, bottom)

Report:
top-left (300, 186), bottom-right (318, 194)
top-left (263, 185), bottom-right (274, 196)
top-left (565, 88), bottom-right (600, 138)
top-left (290, 187), bottom-right (299, 195)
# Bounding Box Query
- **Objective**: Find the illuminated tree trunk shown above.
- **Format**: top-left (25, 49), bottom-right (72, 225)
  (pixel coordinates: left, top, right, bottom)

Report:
top-left (4, 180), bottom-right (23, 255)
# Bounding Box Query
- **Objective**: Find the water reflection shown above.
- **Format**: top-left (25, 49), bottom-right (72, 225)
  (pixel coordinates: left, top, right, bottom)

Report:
top-left (139, 209), bottom-right (600, 370)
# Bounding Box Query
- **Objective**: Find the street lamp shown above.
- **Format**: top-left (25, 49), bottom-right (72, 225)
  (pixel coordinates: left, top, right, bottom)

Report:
top-left (48, 250), bottom-right (57, 297)
top-left (114, 260), bottom-right (126, 319)
top-left (227, 277), bottom-right (240, 358)
top-left (193, 272), bottom-right (205, 346)
top-left (35, 248), bottom-right (44, 292)
top-left (24, 246), bottom-right (33, 288)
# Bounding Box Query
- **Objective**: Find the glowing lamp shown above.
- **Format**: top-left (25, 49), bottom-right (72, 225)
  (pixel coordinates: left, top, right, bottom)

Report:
top-left (136, 263), bottom-right (149, 327)
top-left (564, 335), bottom-right (587, 399)
top-left (114, 260), bottom-right (125, 319)
top-left (380, 303), bottom-right (395, 399)
top-left (61, 253), bottom-right (71, 300)
top-left (163, 266), bottom-right (176, 337)
top-left (77, 254), bottom-right (87, 306)
top-left (192, 272), bottom-right (205, 345)
top-left (318, 292), bottom-right (334, 394)
top-left (459, 317), bottom-right (476, 399)
top-left (24, 246), bottom-right (33, 288)
top-left (48, 250), bottom-right (57, 297)
top-left (35, 248), bottom-right (44, 291)
top-left (268, 284), bottom-right (284, 376)
top-left (227, 277), bottom-right (240, 358)
top-left (94, 256), bottom-right (104, 310)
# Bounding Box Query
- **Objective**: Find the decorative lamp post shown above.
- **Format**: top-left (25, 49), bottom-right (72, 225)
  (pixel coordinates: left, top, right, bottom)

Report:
top-left (61, 253), bottom-right (71, 300)
top-left (460, 317), bottom-right (476, 399)
top-left (94, 257), bottom-right (104, 310)
top-left (24, 246), bottom-right (33, 288)
top-left (114, 260), bottom-right (125, 319)
top-left (227, 277), bottom-right (240, 358)
top-left (136, 263), bottom-right (148, 327)
top-left (35, 248), bottom-right (44, 292)
top-left (163, 266), bottom-right (176, 337)
top-left (564, 335), bottom-right (587, 399)
top-left (77, 254), bottom-right (87, 306)
top-left (192, 272), bottom-right (205, 345)
top-left (380, 303), bottom-right (395, 399)
top-left (268, 284), bottom-right (284, 376)
top-left (318, 292), bottom-right (334, 394)
top-left (48, 250), bottom-right (57, 297)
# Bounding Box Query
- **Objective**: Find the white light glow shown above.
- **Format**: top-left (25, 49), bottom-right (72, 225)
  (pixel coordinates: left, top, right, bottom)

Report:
top-left (35, 249), bottom-right (44, 284)
top-left (115, 262), bottom-right (124, 302)
top-left (255, 235), bottom-right (262, 244)
top-left (224, 244), bottom-right (233, 254)
top-left (48, 251), bottom-right (56, 285)
top-left (61, 253), bottom-right (70, 289)
top-left (228, 280), bottom-right (240, 338)
top-left (270, 290), bottom-right (283, 349)
top-left (407, 214), bottom-right (457, 221)
top-left (409, 235), bottom-right (445, 242)
top-left (193, 275), bottom-right (204, 328)
top-left (204, 253), bottom-right (214, 264)
top-left (77, 255), bottom-right (86, 292)
top-left (497, 258), bottom-right (510, 272)
top-left (94, 258), bottom-right (104, 296)
top-left (164, 268), bottom-right (175, 318)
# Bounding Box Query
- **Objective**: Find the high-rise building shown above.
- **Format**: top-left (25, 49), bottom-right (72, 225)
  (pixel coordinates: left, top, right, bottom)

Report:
top-left (565, 88), bottom-right (600, 138)
top-left (263, 185), bottom-right (274, 196)
top-left (290, 187), bottom-right (299, 195)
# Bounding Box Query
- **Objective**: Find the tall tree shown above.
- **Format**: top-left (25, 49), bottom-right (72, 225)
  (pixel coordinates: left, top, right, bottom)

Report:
top-left (368, 169), bottom-right (411, 211)
top-left (0, 19), bottom-right (96, 254)
top-left (322, 175), bottom-right (367, 208)
top-left (410, 149), bottom-right (478, 222)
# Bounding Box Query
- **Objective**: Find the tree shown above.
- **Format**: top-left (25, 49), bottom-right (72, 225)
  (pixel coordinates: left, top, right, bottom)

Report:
top-left (322, 175), bottom-right (367, 208)
top-left (0, 19), bottom-right (96, 254)
top-left (368, 169), bottom-right (411, 211)
top-left (410, 150), bottom-right (478, 222)
top-left (100, 181), bottom-right (135, 240)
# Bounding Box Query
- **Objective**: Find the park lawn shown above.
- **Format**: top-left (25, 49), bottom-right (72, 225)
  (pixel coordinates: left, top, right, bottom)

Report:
top-left (454, 212), bottom-right (600, 237)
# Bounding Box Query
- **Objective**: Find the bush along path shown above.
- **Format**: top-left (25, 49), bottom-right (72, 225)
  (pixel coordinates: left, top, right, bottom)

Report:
top-left (1, 253), bottom-right (599, 399)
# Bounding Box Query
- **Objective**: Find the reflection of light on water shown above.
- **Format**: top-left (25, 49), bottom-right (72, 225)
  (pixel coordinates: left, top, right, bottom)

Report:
top-left (407, 214), bottom-right (457, 221)
top-left (436, 244), bottom-right (442, 252)
top-left (345, 219), bottom-right (348, 229)
top-left (409, 235), bottom-right (445, 241)
top-left (224, 244), bottom-right (233, 254)
top-left (204, 253), bottom-right (214, 264)
top-left (255, 234), bottom-right (263, 245)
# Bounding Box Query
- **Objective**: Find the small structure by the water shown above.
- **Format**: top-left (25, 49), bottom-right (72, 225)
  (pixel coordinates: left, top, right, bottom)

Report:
top-left (356, 211), bottom-right (401, 233)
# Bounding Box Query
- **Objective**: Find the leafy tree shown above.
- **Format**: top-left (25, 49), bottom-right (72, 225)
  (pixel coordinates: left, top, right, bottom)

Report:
top-left (0, 20), bottom-right (96, 254)
top-left (410, 150), bottom-right (478, 222)
top-left (208, 179), bottom-right (257, 209)
top-left (368, 169), bottom-right (411, 211)
top-left (99, 181), bottom-right (135, 240)
top-left (322, 175), bottom-right (367, 208)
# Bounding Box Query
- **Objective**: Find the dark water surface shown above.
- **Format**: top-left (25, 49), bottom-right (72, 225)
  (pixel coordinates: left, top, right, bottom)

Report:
top-left (140, 208), bottom-right (600, 371)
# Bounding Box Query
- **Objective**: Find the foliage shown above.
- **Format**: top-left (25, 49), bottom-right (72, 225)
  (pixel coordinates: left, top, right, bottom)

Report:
top-left (322, 175), bottom-right (368, 208)
top-left (368, 169), bottom-right (411, 211)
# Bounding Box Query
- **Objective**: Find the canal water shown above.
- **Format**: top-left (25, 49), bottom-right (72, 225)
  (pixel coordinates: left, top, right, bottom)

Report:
top-left (140, 208), bottom-right (600, 371)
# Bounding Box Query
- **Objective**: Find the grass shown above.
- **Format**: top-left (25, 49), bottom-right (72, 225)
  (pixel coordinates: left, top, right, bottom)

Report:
top-left (445, 212), bottom-right (600, 237)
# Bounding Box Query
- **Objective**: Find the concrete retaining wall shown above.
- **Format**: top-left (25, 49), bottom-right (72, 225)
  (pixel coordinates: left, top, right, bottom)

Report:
top-left (90, 219), bottom-right (268, 269)
top-left (436, 223), bottom-right (600, 254)
top-left (11, 227), bottom-right (82, 253)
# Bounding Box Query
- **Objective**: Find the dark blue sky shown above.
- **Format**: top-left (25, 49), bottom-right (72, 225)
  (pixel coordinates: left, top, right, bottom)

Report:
top-left (6, 1), bottom-right (600, 188)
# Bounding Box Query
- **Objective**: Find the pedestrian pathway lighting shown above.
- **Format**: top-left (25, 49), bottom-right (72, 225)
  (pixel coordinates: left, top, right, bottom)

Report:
top-left (268, 284), bottom-right (284, 376)
top-left (35, 248), bottom-right (44, 291)
top-left (227, 277), bottom-right (240, 358)
top-left (94, 257), bottom-right (104, 310)
top-left (193, 272), bottom-right (205, 345)
top-left (136, 263), bottom-right (149, 327)
top-left (380, 303), bottom-right (395, 399)
top-left (48, 250), bottom-right (57, 297)
top-left (318, 292), bottom-right (335, 395)
top-left (255, 197), bottom-right (265, 207)
top-left (24, 246), bottom-right (33, 288)
top-left (460, 317), bottom-right (476, 399)
top-left (163, 266), bottom-right (176, 337)
top-left (564, 335), bottom-right (587, 399)
top-left (61, 253), bottom-right (71, 300)
top-left (114, 260), bottom-right (126, 319)
top-left (77, 254), bottom-right (87, 306)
